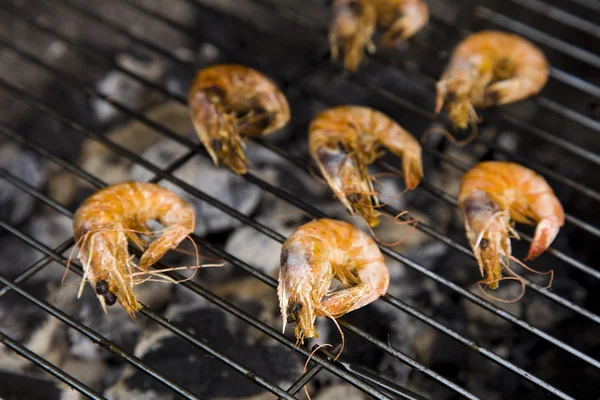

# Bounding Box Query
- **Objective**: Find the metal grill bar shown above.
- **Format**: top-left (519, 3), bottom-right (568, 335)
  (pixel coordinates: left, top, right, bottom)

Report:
top-left (475, 6), bottom-right (600, 69)
top-left (0, 2), bottom-right (596, 378)
top-left (567, 0), bottom-right (600, 13)
top-left (506, 0), bottom-right (600, 38)
top-left (0, 330), bottom-right (105, 400)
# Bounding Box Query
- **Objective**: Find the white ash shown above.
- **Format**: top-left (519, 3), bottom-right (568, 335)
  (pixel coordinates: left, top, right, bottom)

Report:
top-left (131, 139), bottom-right (262, 237)
top-left (0, 142), bottom-right (47, 226)
top-left (224, 217), bottom-right (291, 278)
top-left (92, 52), bottom-right (165, 124)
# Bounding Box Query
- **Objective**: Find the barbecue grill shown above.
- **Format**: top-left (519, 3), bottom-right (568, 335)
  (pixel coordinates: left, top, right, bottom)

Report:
top-left (0, 0), bottom-right (599, 399)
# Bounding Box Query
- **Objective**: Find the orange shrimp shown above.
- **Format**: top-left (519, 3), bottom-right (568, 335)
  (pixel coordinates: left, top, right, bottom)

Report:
top-left (72, 182), bottom-right (196, 318)
top-left (330, 0), bottom-right (429, 71)
top-left (188, 64), bottom-right (291, 174)
top-left (435, 31), bottom-right (549, 130)
top-left (458, 161), bottom-right (564, 292)
top-left (309, 105), bottom-right (423, 227)
top-left (278, 218), bottom-right (390, 343)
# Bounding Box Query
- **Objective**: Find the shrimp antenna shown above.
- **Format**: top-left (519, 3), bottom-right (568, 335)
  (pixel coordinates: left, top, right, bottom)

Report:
top-left (366, 211), bottom-right (418, 247)
top-left (128, 234), bottom-right (224, 285)
top-left (303, 343), bottom-right (333, 400)
top-left (63, 232), bottom-right (92, 287)
top-left (477, 266), bottom-right (526, 303)
top-left (421, 124), bottom-right (478, 147)
top-left (509, 255), bottom-right (554, 289)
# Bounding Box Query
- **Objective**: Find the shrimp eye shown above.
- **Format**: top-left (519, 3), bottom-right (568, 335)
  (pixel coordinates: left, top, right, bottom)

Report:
top-left (104, 292), bottom-right (117, 306)
top-left (95, 279), bottom-right (109, 295)
top-left (212, 138), bottom-right (223, 152)
top-left (480, 238), bottom-right (489, 250)
top-left (348, 193), bottom-right (359, 203)
top-left (287, 301), bottom-right (303, 322)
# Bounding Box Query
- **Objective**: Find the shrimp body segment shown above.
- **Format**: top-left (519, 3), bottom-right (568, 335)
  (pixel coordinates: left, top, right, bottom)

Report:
top-left (73, 182), bottom-right (195, 317)
top-left (188, 64), bottom-right (291, 174)
top-left (278, 219), bottom-right (390, 342)
top-left (458, 162), bottom-right (564, 289)
top-left (330, 0), bottom-right (429, 71)
top-left (309, 105), bottom-right (423, 227)
top-left (435, 31), bottom-right (549, 130)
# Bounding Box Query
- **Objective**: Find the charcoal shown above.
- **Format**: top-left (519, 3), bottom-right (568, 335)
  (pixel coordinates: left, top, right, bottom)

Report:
top-left (0, 143), bottom-right (47, 227)
top-left (0, 282), bottom-right (69, 378)
top-left (106, 303), bottom-right (303, 399)
top-left (0, 371), bottom-right (62, 400)
top-left (0, 213), bottom-right (72, 283)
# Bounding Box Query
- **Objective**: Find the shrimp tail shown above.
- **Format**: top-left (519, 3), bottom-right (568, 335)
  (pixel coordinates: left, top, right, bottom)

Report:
top-left (526, 218), bottom-right (560, 261)
top-left (379, 4), bottom-right (428, 47)
top-left (402, 151), bottom-right (423, 190)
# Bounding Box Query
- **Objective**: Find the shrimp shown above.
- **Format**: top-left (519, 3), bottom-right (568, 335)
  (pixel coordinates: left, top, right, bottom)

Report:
top-left (329, 0), bottom-right (429, 71)
top-left (72, 182), bottom-right (196, 318)
top-left (278, 218), bottom-right (390, 343)
top-left (458, 161), bottom-right (564, 292)
top-left (309, 105), bottom-right (423, 227)
top-left (435, 31), bottom-right (549, 130)
top-left (188, 64), bottom-right (291, 174)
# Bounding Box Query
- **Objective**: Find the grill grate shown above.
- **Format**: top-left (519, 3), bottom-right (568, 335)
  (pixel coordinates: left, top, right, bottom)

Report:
top-left (0, 0), bottom-right (599, 399)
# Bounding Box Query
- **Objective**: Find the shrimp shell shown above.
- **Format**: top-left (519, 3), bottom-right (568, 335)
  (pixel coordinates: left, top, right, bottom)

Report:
top-left (188, 64), bottom-right (290, 174)
top-left (278, 218), bottom-right (390, 342)
top-left (435, 31), bottom-right (549, 130)
top-left (72, 182), bottom-right (195, 318)
top-left (458, 161), bottom-right (564, 290)
top-left (309, 105), bottom-right (423, 227)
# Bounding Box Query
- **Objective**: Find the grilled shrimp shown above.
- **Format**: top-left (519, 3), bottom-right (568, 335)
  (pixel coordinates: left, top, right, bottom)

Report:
top-left (278, 218), bottom-right (390, 342)
top-left (435, 31), bottom-right (549, 130)
top-left (309, 105), bottom-right (423, 227)
top-left (458, 161), bottom-right (564, 290)
top-left (330, 0), bottom-right (429, 71)
top-left (188, 64), bottom-right (290, 174)
top-left (72, 182), bottom-right (195, 318)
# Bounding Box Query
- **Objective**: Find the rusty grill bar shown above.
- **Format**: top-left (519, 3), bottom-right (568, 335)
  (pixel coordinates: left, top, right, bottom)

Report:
top-left (0, 0), bottom-right (598, 399)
